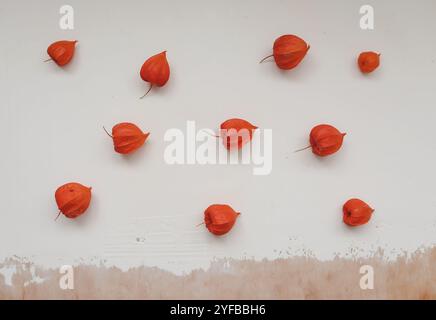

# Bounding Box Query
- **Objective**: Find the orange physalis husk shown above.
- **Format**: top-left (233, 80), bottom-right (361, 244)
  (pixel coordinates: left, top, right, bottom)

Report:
top-left (220, 118), bottom-right (258, 150)
top-left (260, 34), bottom-right (310, 70)
top-left (104, 122), bottom-right (149, 155)
top-left (55, 182), bottom-right (91, 219)
top-left (139, 51), bottom-right (170, 98)
top-left (358, 51), bottom-right (380, 73)
top-left (308, 124), bottom-right (346, 157)
top-left (46, 40), bottom-right (78, 66)
top-left (343, 198), bottom-right (374, 227)
top-left (204, 204), bottom-right (240, 236)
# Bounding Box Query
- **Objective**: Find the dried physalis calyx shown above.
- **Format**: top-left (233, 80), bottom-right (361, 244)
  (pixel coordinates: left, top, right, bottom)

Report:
top-left (309, 124), bottom-right (346, 156)
top-left (343, 198), bottom-right (374, 227)
top-left (260, 34), bottom-right (310, 70)
top-left (220, 118), bottom-right (258, 150)
top-left (104, 122), bottom-right (150, 155)
top-left (358, 51), bottom-right (380, 73)
top-left (139, 51), bottom-right (170, 98)
top-left (46, 40), bottom-right (78, 66)
top-left (296, 124), bottom-right (346, 156)
top-left (55, 182), bottom-right (91, 220)
top-left (203, 204), bottom-right (240, 236)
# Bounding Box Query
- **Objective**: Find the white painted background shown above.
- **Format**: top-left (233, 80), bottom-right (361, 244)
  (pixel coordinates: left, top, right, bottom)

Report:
top-left (0, 0), bottom-right (435, 274)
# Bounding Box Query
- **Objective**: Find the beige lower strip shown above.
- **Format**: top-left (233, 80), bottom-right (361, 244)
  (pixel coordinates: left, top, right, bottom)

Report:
top-left (1, 247), bottom-right (435, 299)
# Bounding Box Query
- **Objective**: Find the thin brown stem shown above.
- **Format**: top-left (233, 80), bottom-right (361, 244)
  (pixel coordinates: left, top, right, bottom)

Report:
top-left (294, 145), bottom-right (312, 153)
top-left (201, 129), bottom-right (219, 138)
top-left (55, 211), bottom-right (61, 221)
top-left (259, 54), bottom-right (274, 64)
top-left (196, 222), bottom-right (205, 227)
top-left (103, 126), bottom-right (113, 138)
top-left (44, 58), bottom-right (53, 63)
top-left (139, 84), bottom-right (153, 99)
